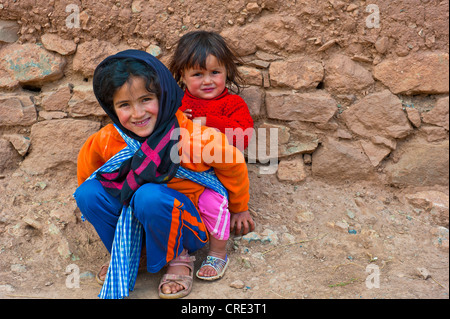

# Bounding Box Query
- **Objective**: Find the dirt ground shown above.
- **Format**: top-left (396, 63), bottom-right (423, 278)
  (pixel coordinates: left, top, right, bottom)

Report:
top-left (0, 0), bottom-right (449, 303)
top-left (0, 162), bottom-right (448, 300)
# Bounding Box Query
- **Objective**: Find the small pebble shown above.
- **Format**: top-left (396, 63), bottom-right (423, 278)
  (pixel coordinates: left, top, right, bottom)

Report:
top-left (11, 264), bottom-right (27, 273)
top-left (0, 284), bottom-right (15, 293)
top-left (80, 271), bottom-right (95, 279)
top-left (242, 232), bottom-right (261, 243)
top-left (347, 210), bottom-right (356, 219)
top-left (230, 280), bottom-right (245, 289)
top-left (417, 268), bottom-right (431, 280)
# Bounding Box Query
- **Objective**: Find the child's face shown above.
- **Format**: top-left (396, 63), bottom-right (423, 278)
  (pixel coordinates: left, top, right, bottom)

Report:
top-left (182, 54), bottom-right (227, 100)
top-left (113, 76), bottom-right (159, 138)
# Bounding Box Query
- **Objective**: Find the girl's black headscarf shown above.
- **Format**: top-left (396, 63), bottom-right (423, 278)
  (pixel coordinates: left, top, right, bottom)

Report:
top-left (92, 50), bottom-right (184, 204)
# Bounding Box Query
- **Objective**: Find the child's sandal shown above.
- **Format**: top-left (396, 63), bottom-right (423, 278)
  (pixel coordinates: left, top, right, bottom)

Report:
top-left (196, 255), bottom-right (229, 281)
top-left (158, 254), bottom-right (195, 299)
top-left (95, 262), bottom-right (110, 286)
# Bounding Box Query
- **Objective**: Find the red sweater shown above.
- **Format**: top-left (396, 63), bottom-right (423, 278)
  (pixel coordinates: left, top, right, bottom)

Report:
top-left (179, 89), bottom-right (254, 150)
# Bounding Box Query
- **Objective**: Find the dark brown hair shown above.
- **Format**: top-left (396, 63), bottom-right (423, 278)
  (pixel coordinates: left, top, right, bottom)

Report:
top-left (169, 31), bottom-right (244, 94)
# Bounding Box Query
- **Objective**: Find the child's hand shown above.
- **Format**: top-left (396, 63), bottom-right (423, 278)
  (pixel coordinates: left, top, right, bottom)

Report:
top-left (183, 109), bottom-right (193, 119)
top-left (183, 110), bottom-right (207, 126)
top-left (230, 210), bottom-right (255, 236)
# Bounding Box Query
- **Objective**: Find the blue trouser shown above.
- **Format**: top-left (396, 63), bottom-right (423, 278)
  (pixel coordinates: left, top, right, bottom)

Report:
top-left (74, 179), bottom-right (208, 273)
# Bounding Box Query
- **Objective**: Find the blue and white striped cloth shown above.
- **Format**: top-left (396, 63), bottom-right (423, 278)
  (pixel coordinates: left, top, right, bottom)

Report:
top-left (83, 124), bottom-right (228, 299)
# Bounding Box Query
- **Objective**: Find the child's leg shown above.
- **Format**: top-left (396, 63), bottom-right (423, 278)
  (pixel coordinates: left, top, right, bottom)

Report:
top-left (74, 179), bottom-right (123, 253)
top-left (131, 183), bottom-right (208, 272)
top-left (131, 183), bottom-right (208, 295)
top-left (198, 188), bottom-right (230, 241)
top-left (197, 189), bottom-right (230, 278)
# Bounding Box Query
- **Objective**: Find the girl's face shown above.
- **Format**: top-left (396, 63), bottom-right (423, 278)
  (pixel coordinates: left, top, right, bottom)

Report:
top-left (113, 76), bottom-right (159, 138)
top-left (182, 54), bottom-right (227, 100)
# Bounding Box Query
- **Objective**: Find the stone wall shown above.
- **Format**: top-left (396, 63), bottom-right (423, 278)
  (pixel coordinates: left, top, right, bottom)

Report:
top-left (1, 0), bottom-right (449, 187)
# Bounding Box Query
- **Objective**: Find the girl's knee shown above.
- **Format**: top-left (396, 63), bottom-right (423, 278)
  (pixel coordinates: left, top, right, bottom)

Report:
top-left (74, 179), bottom-right (121, 220)
top-left (133, 183), bottom-right (165, 206)
top-left (74, 180), bottom-right (101, 206)
top-left (132, 184), bottom-right (174, 223)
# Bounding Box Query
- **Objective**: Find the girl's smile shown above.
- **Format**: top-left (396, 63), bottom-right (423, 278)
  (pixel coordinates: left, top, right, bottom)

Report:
top-left (113, 76), bottom-right (159, 138)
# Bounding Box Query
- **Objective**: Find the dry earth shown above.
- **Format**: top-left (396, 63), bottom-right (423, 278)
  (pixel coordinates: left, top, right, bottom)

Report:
top-left (0, 163), bottom-right (448, 300)
top-left (0, 0), bottom-right (449, 302)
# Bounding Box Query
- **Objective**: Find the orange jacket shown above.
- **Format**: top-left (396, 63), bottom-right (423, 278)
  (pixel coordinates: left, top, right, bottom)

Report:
top-left (77, 111), bottom-right (249, 213)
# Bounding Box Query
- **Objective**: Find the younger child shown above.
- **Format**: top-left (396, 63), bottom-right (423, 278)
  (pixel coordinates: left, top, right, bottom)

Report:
top-left (169, 31), bottom-right (255, 281)
top-left (170, 30), bottom-right (254, 151)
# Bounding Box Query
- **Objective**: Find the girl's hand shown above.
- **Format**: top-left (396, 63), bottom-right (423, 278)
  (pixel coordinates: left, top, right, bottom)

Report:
top-left (230, 210), bottom-right (255, 236)
top-left (183, 109), bottom-right (193, 119)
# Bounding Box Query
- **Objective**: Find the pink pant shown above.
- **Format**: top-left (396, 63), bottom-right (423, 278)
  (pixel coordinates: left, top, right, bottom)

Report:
top-left (197, 188), bottom-right (230, 241)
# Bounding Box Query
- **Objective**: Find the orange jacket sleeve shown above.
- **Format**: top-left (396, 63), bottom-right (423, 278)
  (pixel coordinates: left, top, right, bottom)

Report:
top-left (77, 124), bottom-right (126, 186)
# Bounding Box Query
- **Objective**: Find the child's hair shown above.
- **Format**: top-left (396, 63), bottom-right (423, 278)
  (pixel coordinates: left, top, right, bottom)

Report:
top-left (93, 57), bottom-right (161, 114)
top-left (169, 31), bottom-right (244, 94)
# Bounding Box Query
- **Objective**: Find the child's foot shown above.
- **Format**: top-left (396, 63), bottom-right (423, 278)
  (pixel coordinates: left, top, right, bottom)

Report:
top-left (197, 250), bottom-right (229, 280)
top-left (160, 251), bottom-right (193, 296)
top-left (161, 263), bottom-right (190, 294)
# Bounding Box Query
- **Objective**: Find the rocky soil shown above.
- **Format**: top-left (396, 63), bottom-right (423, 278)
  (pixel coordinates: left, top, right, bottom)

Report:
top-left (0, 164), bottom-right (448, 299)
top-left (0, 0), bottom-right (449, 300)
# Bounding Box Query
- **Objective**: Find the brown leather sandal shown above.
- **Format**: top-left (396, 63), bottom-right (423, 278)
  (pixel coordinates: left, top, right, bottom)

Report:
top-left (96, 262), bottom-right (110, 286)
top-left (158, 254), bottom-right (195, 299)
